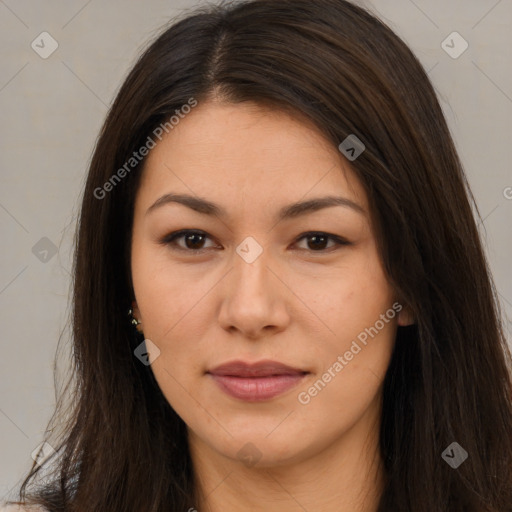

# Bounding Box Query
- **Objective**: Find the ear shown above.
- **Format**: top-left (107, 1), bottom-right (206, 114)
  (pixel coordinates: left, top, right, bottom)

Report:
top-left (397, 304), bottom-right (415, 326)
top-left (131, 300), bottom-right (141, 320)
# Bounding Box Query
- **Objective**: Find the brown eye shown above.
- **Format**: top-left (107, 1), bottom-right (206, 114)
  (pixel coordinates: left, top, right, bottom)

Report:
top-left (181, 232), bottom-right (207, 250)
top-left (161, 230), bottom-right (217, 253)
top-left (294, 232), bottom-right (351, 252)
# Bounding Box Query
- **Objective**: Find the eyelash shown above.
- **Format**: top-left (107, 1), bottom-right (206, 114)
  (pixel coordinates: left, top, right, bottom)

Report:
top-left (159, 229), bottom-right (351, 255)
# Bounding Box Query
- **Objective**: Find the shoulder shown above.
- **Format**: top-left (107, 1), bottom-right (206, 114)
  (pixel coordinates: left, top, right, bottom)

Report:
top-left (0, 505), bottom-right (47, 512)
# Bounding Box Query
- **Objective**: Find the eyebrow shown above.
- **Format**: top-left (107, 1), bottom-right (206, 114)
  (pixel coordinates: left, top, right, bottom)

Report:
top-left (145, 193), bottom-right (365, 220)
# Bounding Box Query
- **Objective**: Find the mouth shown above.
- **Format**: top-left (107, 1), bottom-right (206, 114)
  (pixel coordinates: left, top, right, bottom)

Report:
top-left (206, 360), bottom-right (310, 402)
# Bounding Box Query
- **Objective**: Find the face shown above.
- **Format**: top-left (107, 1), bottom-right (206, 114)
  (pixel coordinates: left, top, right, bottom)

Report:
top-left (130, 100), bottom-right (409, 468)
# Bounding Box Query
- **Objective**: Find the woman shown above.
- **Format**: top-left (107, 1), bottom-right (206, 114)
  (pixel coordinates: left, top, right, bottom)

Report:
top-left (4, 0), bottom-right (512, 510)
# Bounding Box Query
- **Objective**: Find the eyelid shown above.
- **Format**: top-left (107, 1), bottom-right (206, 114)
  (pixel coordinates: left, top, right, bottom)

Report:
top-left (159, 229), bottom-right (351, 254)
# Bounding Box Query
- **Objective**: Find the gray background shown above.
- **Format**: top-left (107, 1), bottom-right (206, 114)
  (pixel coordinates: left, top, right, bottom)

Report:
top-left (1, 0), bottom-right (511, 502)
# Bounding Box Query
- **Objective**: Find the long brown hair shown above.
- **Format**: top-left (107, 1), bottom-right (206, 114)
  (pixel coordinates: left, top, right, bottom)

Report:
top-left (8, 0), bottom-right (512, 510)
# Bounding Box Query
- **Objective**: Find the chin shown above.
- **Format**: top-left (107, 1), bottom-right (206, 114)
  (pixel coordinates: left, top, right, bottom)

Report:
top-left (196, 422), bottom-right (327, 469)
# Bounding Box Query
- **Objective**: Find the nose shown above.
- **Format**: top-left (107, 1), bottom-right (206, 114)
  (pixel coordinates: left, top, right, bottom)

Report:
top-left (217, 245), bottom-right (291, 340)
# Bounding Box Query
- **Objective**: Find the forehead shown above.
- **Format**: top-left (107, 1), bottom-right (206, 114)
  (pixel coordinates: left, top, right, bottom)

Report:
top-left (137, 100), bottom-right (368, 214)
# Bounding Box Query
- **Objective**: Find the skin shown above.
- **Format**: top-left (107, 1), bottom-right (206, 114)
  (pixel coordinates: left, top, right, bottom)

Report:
top-left (130, 99), bottom-right (414, 512)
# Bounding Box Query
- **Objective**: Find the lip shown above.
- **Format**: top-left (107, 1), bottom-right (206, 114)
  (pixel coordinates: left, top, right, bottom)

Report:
top-left (208, 359), bottom-right (307, 377)
top-left (207, 360), bottom-right (309, 402)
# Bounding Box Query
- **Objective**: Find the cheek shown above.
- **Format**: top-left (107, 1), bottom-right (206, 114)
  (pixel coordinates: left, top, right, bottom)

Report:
top-left (305, 252), bottom-right (397, 409)
top-left (131, 255), bottom-right (219, 406)
top-left (296, 282), bottom-right (397, 433)
top-left (131, 241), bottom-right (206, 335)
top-left (312, 253), bottom-right (394, 340)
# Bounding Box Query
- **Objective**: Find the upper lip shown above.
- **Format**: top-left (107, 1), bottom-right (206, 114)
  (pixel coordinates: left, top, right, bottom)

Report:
top-left (207, 359), bottom-right (308, 377)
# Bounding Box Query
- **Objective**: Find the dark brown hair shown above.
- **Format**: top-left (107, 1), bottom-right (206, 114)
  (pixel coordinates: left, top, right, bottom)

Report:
top-left (8, 0), bottom-right (512, 510)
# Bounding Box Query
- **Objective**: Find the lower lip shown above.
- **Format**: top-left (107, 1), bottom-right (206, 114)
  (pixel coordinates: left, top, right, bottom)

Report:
top-left (208, 373), bottom-right (307, 401)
